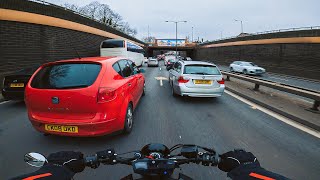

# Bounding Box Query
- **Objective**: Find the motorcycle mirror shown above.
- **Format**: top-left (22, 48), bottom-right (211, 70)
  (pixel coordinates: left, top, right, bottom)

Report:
top-left (24, 152), bottom-right (47, 167)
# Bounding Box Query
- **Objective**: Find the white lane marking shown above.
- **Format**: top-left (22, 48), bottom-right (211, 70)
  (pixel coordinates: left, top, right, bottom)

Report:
top-left (179, 136), bottom-right (182, 139)
top-left (155, 77), bottom-right (168, 87)
top-left (0, 100), bottom-right (10, 105)
top-left (267, 76), bottom-right (289, 81)
top-left (225, 90), bottom-right (320, 138)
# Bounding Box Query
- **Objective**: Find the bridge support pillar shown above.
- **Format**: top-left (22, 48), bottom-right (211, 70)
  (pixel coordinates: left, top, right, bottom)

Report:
top-left (253, 84), bottom-right (260, 91)
top-left (311, 100), bottom-right (319, 111)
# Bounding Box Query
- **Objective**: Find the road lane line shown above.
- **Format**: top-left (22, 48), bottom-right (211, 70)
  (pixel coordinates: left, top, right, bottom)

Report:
top-left (225, 90), bottom-right (320, 138)
top-left (268, 76), bottom-right (289, 81)
top-left (0, 100), bottom-right (10, 105)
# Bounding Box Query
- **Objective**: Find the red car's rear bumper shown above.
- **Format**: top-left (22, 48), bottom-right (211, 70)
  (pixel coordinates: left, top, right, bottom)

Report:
top-left (29, 114), bottom-right (120, 137)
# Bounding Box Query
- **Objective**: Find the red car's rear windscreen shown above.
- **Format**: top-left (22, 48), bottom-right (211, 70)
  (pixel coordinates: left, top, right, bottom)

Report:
top-left (31, 63), bottom-right (101, 89)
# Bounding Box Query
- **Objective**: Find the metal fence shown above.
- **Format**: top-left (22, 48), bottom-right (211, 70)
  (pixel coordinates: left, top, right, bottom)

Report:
top-left (201, 26), bottom-right (320, 45)
top-left (222, 71), bottom-right (320, 111)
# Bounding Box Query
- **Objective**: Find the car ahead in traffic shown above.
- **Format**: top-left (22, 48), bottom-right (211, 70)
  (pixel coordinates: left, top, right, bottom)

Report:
top-left (25, 57), bottom-right (145, 137)
top-left (164, 55), bottom-right (176, 65)
top-left (166, 59), bottom-right (176, 70)
top-left (169, 61), bottom-right (225, 97)
top-left (147, 58), bottom-right (159, 67)
top-left (229, 61), bottom-right (265, 75)
top-left (2, 65), bottom-right (39, 100)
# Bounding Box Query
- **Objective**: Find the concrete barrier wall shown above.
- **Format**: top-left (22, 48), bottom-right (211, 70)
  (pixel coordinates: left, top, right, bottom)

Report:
top-left (0, 0), bottom-right (144, 75)
top-left (194, 43), bottom-right (320, 80)
top-left (0, 21), bottom-right (108, 74)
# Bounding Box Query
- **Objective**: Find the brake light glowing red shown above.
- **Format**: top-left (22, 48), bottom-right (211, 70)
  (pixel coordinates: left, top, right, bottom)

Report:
top-left (178, 76), bottom-right (189, 83)
top-left (217, 78), bottom-right (225, 85)
top-left (97, 87), bottom-right (117, 103)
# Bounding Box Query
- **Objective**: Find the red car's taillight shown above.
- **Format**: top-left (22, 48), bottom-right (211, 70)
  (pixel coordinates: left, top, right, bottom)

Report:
top-left (217, 78), bottom-right (225, 84)
top-left (178, 76), bottom-right (189, 83)
top-left (97, 87), bottom-right (117, 103)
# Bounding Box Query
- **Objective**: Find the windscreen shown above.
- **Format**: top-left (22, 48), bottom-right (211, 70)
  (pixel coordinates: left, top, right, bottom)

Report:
top-left (101, 40), bottom-right (125, 48)
top-left (184, 65), bottom-right (221, 75)
top-left (31, 63), bottom-right (101, 89)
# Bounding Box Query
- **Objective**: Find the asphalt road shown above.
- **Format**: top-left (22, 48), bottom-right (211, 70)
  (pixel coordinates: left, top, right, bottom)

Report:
top-left (218, 65), bottom-right (320, 92)
top-left (0, 62), bottom-right (319, 179)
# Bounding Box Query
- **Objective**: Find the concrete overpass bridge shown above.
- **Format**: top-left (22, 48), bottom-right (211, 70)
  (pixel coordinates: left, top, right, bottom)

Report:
top-left (1, 0), bottom-right (320, 79)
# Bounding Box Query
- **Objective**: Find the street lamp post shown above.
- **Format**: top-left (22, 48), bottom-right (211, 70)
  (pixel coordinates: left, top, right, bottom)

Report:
top-left (165, 20), bottom-right (187, 59)
top-left (234, 19), bottom-right (243, 33)
top-left (192, 26), bottom-right (194, 42)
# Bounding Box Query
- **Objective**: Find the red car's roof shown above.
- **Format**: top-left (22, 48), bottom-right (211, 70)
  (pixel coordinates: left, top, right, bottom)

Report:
top-left (42, 56), bottom-right (122, 66)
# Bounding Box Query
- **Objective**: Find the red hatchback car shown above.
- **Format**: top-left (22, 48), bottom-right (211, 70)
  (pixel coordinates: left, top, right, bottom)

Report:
top-left (25, 57), bottom-right (145, 137)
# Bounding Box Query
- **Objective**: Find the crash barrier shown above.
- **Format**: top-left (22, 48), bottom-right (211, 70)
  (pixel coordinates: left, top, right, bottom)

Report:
top-left (222, 71), bottom-right (320, 111)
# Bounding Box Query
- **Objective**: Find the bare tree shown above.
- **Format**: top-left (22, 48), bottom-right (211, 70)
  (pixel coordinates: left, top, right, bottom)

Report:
top-left (62, 1), bottom-right (138, 37)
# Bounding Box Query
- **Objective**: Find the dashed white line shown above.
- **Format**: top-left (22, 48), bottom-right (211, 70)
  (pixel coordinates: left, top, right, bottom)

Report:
top-left (0, 100), bottom-right (10, 105)
top-left (225, 90), bottom-right (320, 138)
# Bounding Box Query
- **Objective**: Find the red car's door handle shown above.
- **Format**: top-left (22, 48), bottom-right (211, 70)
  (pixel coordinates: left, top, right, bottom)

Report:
top-left (128, 83), bottom-right (132, 86)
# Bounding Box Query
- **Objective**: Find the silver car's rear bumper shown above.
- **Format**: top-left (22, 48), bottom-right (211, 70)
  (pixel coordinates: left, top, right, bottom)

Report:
top-left (175, 84), bottom-right (225, 97)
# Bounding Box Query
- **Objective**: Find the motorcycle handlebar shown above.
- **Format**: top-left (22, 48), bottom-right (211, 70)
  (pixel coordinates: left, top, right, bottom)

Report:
top-left (83, 148), bottom-right (220, 169)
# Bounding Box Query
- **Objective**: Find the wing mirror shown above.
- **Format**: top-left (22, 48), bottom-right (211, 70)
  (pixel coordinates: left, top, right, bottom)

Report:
top-left (139, 69), bottom-right (146, 73)
top-left (24, 152), bottom-right (47, 167)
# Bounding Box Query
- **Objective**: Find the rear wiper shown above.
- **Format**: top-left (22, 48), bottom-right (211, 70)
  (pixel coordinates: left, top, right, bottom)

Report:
top-left (188, 72), bottom-right (212, 75)
top-left (56, 85), bottom-right (89, 89)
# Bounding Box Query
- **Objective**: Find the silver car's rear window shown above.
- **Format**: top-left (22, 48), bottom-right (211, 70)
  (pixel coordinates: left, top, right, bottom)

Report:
top-left (184, 65), bottom-right (221, 75)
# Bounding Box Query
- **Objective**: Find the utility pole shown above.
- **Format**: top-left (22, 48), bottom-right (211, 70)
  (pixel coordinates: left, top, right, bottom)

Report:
top-left (165, 20), bottom-right (187, 60)
top-left (192, 26), bottom-right (194, 42)
top-left (147, 25), bottom-right (150, 42)
top-left (234, 19), bottom-right (244, 33)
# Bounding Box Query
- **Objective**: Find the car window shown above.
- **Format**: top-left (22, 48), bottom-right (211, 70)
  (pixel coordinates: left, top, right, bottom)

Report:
top-left (127, 60), bottom-right (139, 75)
top-left (31, 63), bottom-right (101, 89)
top-left (173, 62), bottom-right (179, 70)
top-left (241, 62), bottom-right (254, 66)
top-left (176, 63), bottom-right (182, 73)
top-left (112, 62), bottom-right (122, 76)
top-left (184, 65), bottom-right (221, 75)
top-left (118, 60), bottom-right (133, 78)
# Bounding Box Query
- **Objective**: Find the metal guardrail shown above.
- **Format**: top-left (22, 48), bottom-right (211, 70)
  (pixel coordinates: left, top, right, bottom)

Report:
top-left (221, 71), bottom-right (320, 111)
top-left (201, 26), bottom-right (320, 45)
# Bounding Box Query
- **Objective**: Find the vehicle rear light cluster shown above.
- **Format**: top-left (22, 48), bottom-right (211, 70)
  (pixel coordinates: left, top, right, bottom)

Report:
top-left (97, 87), bottom-right (117, 103)
top-left (178, 76), bottom-right (190, 83)
top-left (217, 78), bottom-right (225, 85)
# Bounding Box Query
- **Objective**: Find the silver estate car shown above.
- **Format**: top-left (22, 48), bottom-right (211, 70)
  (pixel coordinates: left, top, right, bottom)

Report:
top-left (148, 58), bottom-right (159, 67)
top-left (169, 61), bottom-right (225, 97)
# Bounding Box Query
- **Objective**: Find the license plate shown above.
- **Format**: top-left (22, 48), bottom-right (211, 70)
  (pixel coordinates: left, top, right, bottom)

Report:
top-left (45, 124), bottom-right (78, 133)
top-left (10, 83), bottom-right (24, 88)
top-left (194, 80), bottom-right (212, 85)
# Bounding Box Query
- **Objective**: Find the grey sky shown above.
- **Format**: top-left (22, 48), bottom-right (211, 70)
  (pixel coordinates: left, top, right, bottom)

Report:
top-left (47, 0), bottom-right (319, 41)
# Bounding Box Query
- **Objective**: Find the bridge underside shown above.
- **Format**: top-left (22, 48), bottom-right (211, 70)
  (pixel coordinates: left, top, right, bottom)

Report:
top-left (146, 46), bottom-right (195, 57)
